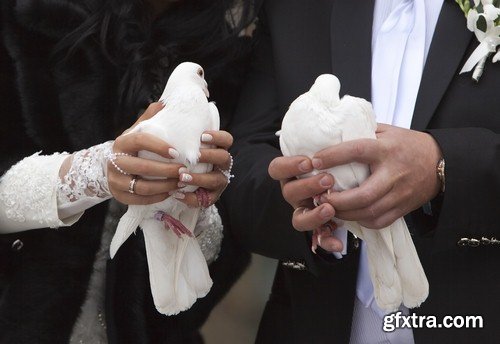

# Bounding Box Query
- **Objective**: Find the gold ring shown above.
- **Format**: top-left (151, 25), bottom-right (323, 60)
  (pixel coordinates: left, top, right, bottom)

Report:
top-left (128, 176), bottom-right (138, 194)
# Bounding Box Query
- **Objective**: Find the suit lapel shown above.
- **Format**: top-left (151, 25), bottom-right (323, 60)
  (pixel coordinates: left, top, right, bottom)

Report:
top-left (330, 0), bottom-right (375, 100)
top-left (411, 0), bottom-right (473, 130)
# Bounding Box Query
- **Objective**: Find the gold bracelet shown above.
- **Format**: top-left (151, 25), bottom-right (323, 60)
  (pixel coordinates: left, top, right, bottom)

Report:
top-left (437, 158), bottom-right (445, 193)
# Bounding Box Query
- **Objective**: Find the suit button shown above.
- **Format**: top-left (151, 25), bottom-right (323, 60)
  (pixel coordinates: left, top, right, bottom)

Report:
top-left (11, 239), bottom-right (24, 251)
top-left (352, 237), bottom-right (360, 250)
top-left (468, 238), bottom-right (480, 247)
top-left (481, 237), bottom-right (491, 245)
top-left (457, 238), bottom-right (469, 247)
top-left (281, 260), bottom-right (306, 271)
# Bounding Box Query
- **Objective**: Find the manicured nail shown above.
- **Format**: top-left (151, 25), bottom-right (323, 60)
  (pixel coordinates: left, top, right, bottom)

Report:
top-left (181, 173), bottom-right (193, 182)
top-left (178, 182), bottom-right (187, 188)
top-left (173, 192), bottom-right (185, 200)
top-left (320, 206), bottom-right (333, 219)
top-left (201, 133), bottom-right (213, 143)
top-left (298, 160), bottom-right (311, 173)
top-left (320, 175), bottom-right (332, 188)
top-left (179, 167), bottom-right (189, 175)
top-left (169, 148), bottom-right (179, 159)
top-left (312, 158), bottom-right (322, 169)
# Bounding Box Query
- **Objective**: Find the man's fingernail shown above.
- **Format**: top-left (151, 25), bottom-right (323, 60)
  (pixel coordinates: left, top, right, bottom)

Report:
top-left (169, 148), bottom-right (179, 159)
top-left (181, 173), bottom-right (193, 182)
top-left (201, 133), bottom-right (213, 142)
top-left (330, 243), bottom-right (342, 252)
top-left (298, 160), bottom-right (311, 172)
top-left (312, 158), bottom-right (322, 169)
top-left (178, 182), bottom-right (186, 188)
top-left (320, 206), bottom-right (333, 219)
top-left (320, 175), bottom-right (332, 188)
top-left (179, 167), bottom-right (189, 174)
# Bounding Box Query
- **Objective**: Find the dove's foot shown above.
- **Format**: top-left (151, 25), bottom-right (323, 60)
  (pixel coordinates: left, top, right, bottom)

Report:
top-left (195, 188), bottom-right (211, 208)
top-left (311, 222), bottom-right (338, 254)
top-left (313, 194), bottom-right (322, 207)
top-left (154, 211), bottom-right (193, 238)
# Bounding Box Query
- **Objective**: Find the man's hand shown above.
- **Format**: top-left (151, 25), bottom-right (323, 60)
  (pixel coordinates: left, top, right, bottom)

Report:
top-left (313, 124), bottom-right (442, 229)
top-left (268, 156), bottom-right (343, 252)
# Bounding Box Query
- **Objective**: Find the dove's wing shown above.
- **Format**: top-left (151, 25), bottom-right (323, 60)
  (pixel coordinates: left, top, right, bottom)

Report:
top-left (208, 102), bottom-right (220, 131)
top-left (281, 95), bottom-right (343, 158)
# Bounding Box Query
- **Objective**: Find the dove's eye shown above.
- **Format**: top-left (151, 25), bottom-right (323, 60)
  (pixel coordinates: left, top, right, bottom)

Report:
top-left (197, 68), bottom-right (204, 77)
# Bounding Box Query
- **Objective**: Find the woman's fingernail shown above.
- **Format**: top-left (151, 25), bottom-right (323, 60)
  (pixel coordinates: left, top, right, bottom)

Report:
top-left (298, 160), bottom-right (311, 172)
top-left (173, 192), bottom-right (185, 200)
top-left (320, 175), bottom-right (332, 188)
top-left (201, 133), bottom-right (213, 142)
top-left (178, 182), bottom-right (187, 188)
top-left (312, 158), bottom-right (322, 169)
top-left (169, 148), bottom-right (179, 159)
top-left (181, 173), bottom-right (193, 182)
top-left (179, 167), bottom-right (189, 175)
top-left (320, 206), bottom-right (333, 219)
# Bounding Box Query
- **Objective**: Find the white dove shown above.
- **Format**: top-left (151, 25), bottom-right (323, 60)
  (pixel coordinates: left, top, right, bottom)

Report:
top-left (110, 62), bottom-right (218, 315)
top-left (278, 74), bottom-right (428, 312)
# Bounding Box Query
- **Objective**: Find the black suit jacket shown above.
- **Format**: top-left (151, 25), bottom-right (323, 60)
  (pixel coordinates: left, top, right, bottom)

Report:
top-left (222, 0), bottom-right (500, 343)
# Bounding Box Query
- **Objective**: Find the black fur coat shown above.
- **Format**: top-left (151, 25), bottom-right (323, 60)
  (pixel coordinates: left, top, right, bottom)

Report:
top-left (0, 0), bottom-right (254, 342)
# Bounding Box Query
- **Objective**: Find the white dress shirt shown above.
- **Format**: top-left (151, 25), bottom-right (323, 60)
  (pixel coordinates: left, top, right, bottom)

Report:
top-left (348, 0), bottom-right (444, 343)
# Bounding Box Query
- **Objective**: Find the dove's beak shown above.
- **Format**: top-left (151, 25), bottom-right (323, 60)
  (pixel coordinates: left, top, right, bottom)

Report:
top-left (203, 81), bottom-right (209, 98)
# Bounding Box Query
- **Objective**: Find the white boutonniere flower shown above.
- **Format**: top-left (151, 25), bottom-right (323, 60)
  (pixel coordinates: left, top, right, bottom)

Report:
top-left (456, 0), bottom-right (500, 81)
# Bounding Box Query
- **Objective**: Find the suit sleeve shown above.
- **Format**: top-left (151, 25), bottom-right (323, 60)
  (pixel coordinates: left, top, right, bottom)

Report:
top-left (221, 14), bottom-right (311, 261)
top-left (426, 128), bottom-right (500, 248)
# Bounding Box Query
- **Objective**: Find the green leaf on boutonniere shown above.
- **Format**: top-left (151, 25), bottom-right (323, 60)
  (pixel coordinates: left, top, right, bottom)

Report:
top-left (456, 0), bottom-right (471, 15)
top-left (476, 3), bottom-right (484, 13)
top-left (464, 0), bottom-right (471, 14)
top-left (477, 15), bottom-right (487, 32)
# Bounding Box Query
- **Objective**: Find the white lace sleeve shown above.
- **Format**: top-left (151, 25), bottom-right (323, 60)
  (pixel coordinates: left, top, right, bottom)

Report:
top-left (56, 141), bottom-right (113, 219)
top-left (0, 152), bottom-right (71, 233)
top-left (195, 205), bottom-right (224, 264)
top-left (0, 141), bottom-right (114, 234)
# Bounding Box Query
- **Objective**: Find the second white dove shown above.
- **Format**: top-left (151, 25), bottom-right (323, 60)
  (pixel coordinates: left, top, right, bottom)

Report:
top-left (278, 74), bottom-right (429, 312)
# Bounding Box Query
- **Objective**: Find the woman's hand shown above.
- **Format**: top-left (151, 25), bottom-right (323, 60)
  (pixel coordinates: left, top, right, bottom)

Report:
top-left (175, 130), bottom-right (234, 208)
top-left (108, 103), bottom-right (184, 205)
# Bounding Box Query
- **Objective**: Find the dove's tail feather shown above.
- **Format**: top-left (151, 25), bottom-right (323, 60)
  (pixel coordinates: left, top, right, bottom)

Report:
top-left (171, 236), bottom-right (212, 313)
top-left (391, 218), bottom-right (429, 308)
top-left (143, 202), bottom-right (211, 315)
top-left (142, 220), bottom-right (179, 315)
top-left (110, 205), bottom-right (146, 258)
top-left (361, 226), bottom-right (403, 312)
